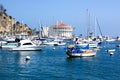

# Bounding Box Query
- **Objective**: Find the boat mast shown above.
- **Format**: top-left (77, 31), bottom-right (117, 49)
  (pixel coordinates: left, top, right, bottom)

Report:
top-left (96, 18), bottom-right (103, 36)
top-left (39, 20), bottom-right (43, 38)
top-left (11, 18), bottom-right (13, 36)
top-left (86, 9), bottom-right (90, 38)
top-left (94, 16), bottom-right (97, 36)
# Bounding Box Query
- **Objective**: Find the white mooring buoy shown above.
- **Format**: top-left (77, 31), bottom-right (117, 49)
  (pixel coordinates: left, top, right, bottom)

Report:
top-left (53, 47), bottom-right (55, 50)
top-left (110, 52), bottom-right (114, 56)
top-left (25, 56), bottom-right (30, 61)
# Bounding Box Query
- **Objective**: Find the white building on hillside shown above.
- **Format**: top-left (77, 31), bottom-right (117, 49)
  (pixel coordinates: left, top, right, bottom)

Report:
top-left (48, 22), bottom-right (73, 39)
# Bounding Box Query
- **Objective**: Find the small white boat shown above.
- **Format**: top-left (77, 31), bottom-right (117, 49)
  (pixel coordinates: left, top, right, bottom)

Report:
top-left (43, 40), bottom-right (58, 45)
top-left (76, 42), bottom-right (98, 48)
top-left (10, 39), bottom-right (42, 51)
top-left (105, 49), bottom-right (115, 52)
top-left (66, 45), bottom-right (98, 57)
top-left (54, 41), bottom-right (66, 46)
top-left (0, 37), bottom-right (7, 45)
top-left (43, 38), bottom-right (66, 46)
top-left (1, 43), bottom-right (18, 49)
top-left (105, 36), bottom-right (115, 42)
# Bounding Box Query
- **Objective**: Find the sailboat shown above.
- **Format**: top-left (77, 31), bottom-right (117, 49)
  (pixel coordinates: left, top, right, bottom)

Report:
top-left (38, 20), bottom-right (47, 41)
top-left (75, 9), bottom-right (99, 48)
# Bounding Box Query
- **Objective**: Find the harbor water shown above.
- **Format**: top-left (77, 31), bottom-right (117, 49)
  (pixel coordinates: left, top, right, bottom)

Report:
top-left (0, 41), bottom-right (120, 80)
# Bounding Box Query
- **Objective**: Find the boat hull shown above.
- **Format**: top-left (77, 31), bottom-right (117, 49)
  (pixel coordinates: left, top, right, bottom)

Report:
top-left (66, 50), bottom-right (96, 57)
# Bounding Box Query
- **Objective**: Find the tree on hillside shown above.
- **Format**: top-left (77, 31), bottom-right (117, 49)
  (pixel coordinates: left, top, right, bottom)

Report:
top-left (0, 4), bottom-right (6, 13)
top-left (25, 24), bottom-right (28, 27)
top-left (16, 21), bottom-right (20, 25)
top-left (9, 16), bottom-right (12, 19)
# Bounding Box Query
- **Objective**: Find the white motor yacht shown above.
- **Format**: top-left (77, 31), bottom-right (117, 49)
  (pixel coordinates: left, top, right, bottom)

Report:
top-left (10, 39), bottom-right (42, 51)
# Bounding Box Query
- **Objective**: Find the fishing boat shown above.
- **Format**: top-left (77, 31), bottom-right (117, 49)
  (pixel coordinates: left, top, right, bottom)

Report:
top-left (10, 39), bottom-right (42, 51)
top-left (66, 45), bottom-right (98, 57)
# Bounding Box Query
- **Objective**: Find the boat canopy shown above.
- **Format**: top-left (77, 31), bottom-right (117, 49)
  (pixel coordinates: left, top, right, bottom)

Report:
top-left (82, 44), bottom-right (89, 49)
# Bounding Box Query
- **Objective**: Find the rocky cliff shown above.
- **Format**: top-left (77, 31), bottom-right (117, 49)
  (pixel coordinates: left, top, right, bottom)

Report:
top-left (0, 12), bottom-right (32, 36)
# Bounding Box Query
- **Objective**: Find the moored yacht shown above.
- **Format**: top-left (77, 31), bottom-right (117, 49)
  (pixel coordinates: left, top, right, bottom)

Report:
top-left (66, 44), bottom-right (98, 57)
top-left (1, 43), bottom-right (18, 49)
top-left (42, 38), bottom-right (66, 46)
top-left (10, 39), bottom-right (42, 51)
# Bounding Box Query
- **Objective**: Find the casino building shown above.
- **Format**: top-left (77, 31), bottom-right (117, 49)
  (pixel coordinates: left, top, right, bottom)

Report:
top-left (48, 22), bottom-right (73, 39)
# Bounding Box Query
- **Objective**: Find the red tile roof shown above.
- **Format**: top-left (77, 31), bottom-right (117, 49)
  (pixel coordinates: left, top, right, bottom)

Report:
top-left (52, 22), bottom-right (71, 29)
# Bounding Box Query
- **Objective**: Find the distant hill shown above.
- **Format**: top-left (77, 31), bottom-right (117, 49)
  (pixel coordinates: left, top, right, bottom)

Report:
top-left (0, 4), bottom-right (32, 36)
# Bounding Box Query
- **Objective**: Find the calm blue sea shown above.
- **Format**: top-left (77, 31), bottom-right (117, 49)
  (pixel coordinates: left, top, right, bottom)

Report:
top-left (0, 41), bottom-right (120, 80)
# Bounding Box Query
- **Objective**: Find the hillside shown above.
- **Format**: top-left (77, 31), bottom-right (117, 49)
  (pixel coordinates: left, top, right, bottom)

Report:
top-left (0, 5), bottom-right (32, 36)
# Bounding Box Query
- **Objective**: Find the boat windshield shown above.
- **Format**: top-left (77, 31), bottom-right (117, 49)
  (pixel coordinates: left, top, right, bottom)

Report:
top-left (23, 43), bottom-right (32, 45)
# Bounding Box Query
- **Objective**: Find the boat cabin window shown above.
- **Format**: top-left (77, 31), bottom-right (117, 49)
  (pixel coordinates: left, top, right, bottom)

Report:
top-left (23, 43), bottom-right (32, 45)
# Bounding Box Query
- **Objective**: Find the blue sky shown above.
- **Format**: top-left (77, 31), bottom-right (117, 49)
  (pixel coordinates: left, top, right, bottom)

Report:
top-left (1, 0), bottom-right (120, 36)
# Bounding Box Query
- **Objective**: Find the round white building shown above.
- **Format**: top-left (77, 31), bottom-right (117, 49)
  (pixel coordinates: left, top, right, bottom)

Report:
top-left (48, 22), bottom-right (73, 39)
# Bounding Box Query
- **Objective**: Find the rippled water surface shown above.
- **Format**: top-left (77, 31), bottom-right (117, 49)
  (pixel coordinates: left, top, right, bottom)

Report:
top-left (0, 41), bottom-right (120, 80)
